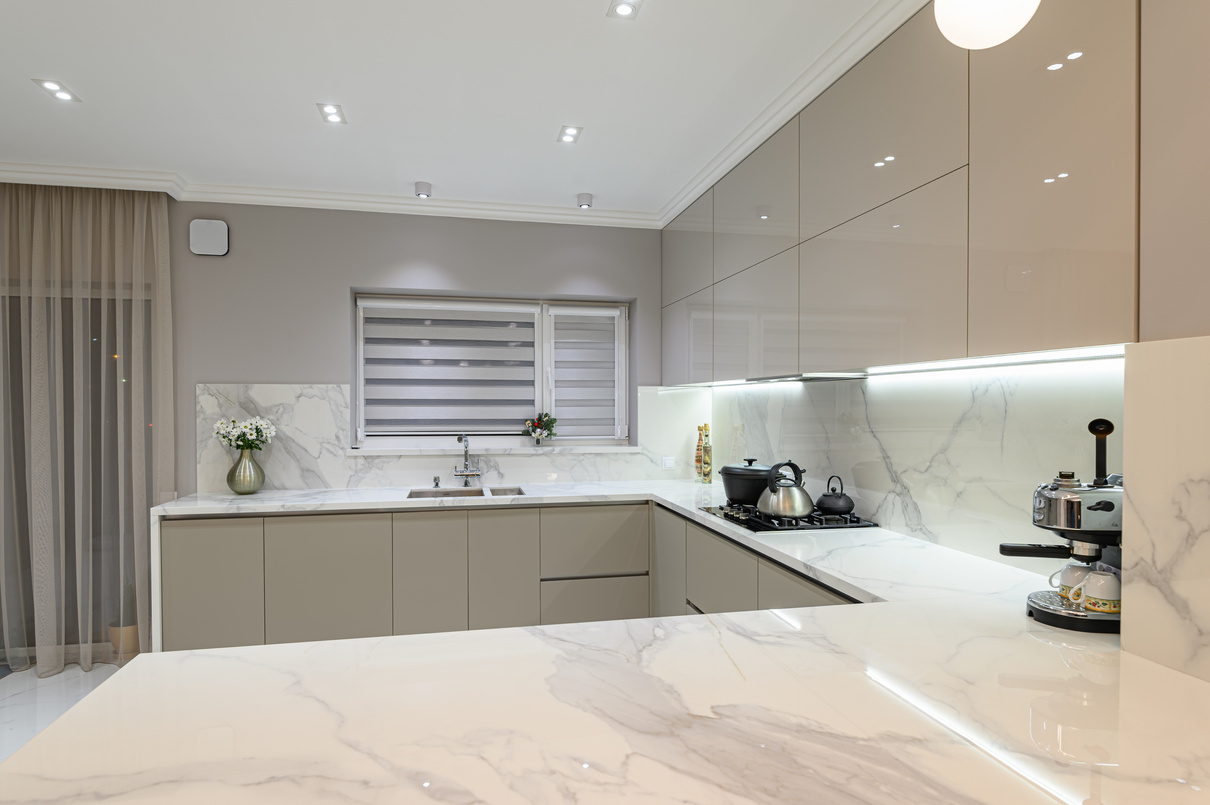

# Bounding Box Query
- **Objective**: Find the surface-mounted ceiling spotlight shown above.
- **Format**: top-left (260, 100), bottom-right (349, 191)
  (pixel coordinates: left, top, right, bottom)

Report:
top-left (557, 125), bottom-right (583, 144)
top-left (577, 193), bottom-right (593, 209)
top-left (606, 0), bottom-right (643, 19)
top-left (316, 102), bottom-right (346, 124)
top-left (415, 182), bottom-right (432, 199)
top-left (33, 78), bottom-right (81, 102)
top-left (934, 0), bottom-right (1040, 50)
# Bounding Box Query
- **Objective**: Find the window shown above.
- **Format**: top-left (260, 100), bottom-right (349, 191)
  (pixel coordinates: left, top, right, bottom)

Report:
top-left (354, 295), bottom-right (628, 447)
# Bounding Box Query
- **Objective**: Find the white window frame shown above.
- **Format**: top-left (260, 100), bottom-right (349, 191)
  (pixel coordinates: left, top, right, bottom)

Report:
top-left (353, 294), bottom-right (628, 451)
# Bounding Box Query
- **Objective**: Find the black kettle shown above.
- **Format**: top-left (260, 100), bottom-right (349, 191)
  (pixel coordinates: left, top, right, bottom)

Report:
top-left (816, 475), bottom-right (855, 516)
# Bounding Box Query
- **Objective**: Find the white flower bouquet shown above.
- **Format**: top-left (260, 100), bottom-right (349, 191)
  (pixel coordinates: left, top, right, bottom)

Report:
top-left (214, 416), bottom-right (277, 451)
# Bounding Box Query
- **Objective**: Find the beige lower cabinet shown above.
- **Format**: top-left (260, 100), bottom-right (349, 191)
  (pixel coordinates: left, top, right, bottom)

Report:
top-left (757, 558), bottom-right (849, 609)
top-left (540, 576), bottom-right (650, 625)
top-left (468, 508), bottom-right (540, 629)
top-left (161, 518), bottom-right (266, 651)
top-left (540, 505), bottom-right (649, 578)
top-left (685, 523), bottom-right (758, 614)
top-left (393, 511), bottom-right (469, 635)
top-left (264, 513), bottom-right (393, 644)
top-left (651, 506), bottom-right (687, 617)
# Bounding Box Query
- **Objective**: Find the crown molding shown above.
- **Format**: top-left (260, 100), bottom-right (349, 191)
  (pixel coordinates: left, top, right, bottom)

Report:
top-left (653, 0), bottom-right (930, 228)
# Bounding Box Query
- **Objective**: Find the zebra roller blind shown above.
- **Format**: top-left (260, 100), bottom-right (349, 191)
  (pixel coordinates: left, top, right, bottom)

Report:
top-left (546, 307), bottom-right (627, 438)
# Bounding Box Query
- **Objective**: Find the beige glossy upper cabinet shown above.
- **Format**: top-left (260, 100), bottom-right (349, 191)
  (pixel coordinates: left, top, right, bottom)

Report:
top-left (968, 0), bottom-right (1137, 356)
top-left (1139, 0), bottom-right (1210, 341)
top-left (661, 287), bottom-right (713, 385)
top-left (713, 247), bottom-right (799, 382)
top-left (713, 119), bottom-right (799, 282)
top-left (662, 189), bottom-right (713, 306)
top-left (799, 4), bottom-right (967, 243)
top-left (800, 169), bottom-right (968, 372)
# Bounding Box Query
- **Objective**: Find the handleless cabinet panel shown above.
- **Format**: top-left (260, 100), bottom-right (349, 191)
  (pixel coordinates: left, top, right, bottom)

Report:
top-left (468, 508), bottom-right (540, 629)
top-left (799, 5), bottom-right (968, 242)
top-left (540, 576), bottom-right (650, 626)
top-left (161, 518), bottom-right (265, 651)
top-left (757, 559), bottom-right (849, 609)
top-left (651, 506), bottom-right (688, 617)
top-left (393, 511), bottom-right (469, 636)
top-left (714, 119), bottom-right (799, 282)
top-left (685, 523), bottom-right (758, 614)
top-left (799, 169), bottom-right (968, 372)
top-left (264, 513), bottom-right (392, 645)
top-left (662, 287), bottom-right (713, 386)
top-left (968, 0), bottom-right (1137, 356)
top-left (540, 505), bottom-right (649, 579)
top-left (713, 247), bottom-right (798, 382)
top-left (663, 189), bottom-right (714, 305)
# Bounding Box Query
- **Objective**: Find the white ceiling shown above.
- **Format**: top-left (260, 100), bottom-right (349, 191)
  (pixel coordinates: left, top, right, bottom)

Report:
top-left (0, 0), bottom-right (926, 228)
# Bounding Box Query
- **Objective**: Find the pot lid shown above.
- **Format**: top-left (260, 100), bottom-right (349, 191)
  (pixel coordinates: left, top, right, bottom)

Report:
top-left (720, 458), bottom-right (773, 478)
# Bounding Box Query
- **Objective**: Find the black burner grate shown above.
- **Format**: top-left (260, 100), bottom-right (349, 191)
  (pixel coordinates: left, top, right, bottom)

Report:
top-left (702, 504), bottom-right (877, 532)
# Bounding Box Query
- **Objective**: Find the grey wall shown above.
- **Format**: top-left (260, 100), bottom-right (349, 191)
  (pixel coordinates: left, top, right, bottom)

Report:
top-left (168, 200), bottom-right (661, 495)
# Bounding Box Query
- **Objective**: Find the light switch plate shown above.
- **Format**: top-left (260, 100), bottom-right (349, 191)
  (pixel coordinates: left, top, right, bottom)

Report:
top-left (662, 456), bottom-right (675, 470)
top-left (189, 219), bottom-right (229, 256)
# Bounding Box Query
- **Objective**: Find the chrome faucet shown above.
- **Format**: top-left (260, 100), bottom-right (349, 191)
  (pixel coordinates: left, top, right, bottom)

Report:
top-left (453, 434), bottom-right (481, 487)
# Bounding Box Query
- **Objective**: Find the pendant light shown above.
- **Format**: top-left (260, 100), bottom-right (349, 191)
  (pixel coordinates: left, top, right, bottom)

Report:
top-left (934, 0), bottom-right (1041, 50)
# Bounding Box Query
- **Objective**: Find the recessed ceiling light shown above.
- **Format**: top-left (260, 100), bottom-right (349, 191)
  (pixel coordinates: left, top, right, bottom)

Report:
top-left (1057, 172), bottom-right (1069, 178)
top-left (557, 125), bottom-right (583, 144)
top-left (1067, 51), bottom-right (1083, 60)
top-left (316, 102), bottom-right (346, 124)
top-left (606, 0), bottom-right (643, 19)
top-left (874, 161), bottom-right (886, 167)
top-left (415, 181), bottom-right (432, 199)
top-left (1047, 63), bottom-right (1063, 71)
top-left (33, 78), bottom-right (81, 102)
top-left (577, 193), bottom-right (593, 209)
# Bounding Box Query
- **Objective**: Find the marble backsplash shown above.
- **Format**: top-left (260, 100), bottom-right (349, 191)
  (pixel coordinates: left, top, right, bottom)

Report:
top-left (197, 384), bottom-right (711, 493)
top-left (1122, 337), bottom-right (1210, 684)
top-left (711, 358), bottom-right (1126, 574)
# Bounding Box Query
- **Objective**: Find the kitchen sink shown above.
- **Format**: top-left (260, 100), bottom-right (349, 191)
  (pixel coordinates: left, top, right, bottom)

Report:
top-left (407, 488), bottom-right (486, 498)
top-left (487, 487), bottom-right (525, 496)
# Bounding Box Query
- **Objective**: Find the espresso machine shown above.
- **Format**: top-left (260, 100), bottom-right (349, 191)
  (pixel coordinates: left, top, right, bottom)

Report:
top-left (1000, 419), bottom-right (1123, 633)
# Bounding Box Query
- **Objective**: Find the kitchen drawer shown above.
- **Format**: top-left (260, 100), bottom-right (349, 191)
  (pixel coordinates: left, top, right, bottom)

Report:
top-left (685, 523), bottom-right (758, 614)
top-left (757, 558), bottom-right (849, 609)
top-left (540, 505), bottom-right (649, 579)
top-left (540, 576), bottom-right (650, 626)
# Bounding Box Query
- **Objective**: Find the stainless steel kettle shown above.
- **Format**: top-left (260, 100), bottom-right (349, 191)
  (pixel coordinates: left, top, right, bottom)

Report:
top-left (757, 461), bottom-right (815, 518)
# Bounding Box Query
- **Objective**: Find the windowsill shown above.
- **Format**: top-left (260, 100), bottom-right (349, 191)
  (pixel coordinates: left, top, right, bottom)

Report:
top-left (346, 445), bottom-right (642, 457)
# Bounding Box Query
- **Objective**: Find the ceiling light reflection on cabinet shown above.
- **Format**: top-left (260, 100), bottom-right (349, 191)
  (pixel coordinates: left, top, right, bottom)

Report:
top-left (557, 125), bottom-right (582, 143)
top-left (756, 205), bottom-right (771, 220)
top-left (874, 161), bottom-right (886, 167)
top-left (33, 78), bottom-right (81, 102)
top-left (1067, 51), bottom-right (1083, 60)
top-left (606, 0), bottom-right (642, 19)
top-left (1047, 63), bottom-right (1063, 71)
top-left (1058, 172), bottom-right (1069, 178)
top-left (317, 102), bottom-right (346, 124)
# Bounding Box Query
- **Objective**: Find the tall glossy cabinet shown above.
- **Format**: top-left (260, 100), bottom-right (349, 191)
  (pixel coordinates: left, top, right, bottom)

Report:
top-left (662, 287), bottom-right (713, 386)
top-left (714, 247), bottom-right (799, 381)
top-left (968, 0), bottom-right (1137, 355)
top-left (662, 190), bottom-right (714, 386)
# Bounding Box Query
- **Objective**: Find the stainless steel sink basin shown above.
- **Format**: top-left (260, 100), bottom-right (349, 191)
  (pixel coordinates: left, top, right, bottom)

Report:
top-left (487, 487), bottom-right (525, 496)
top-left (407, 488), bottom-right (486, 498)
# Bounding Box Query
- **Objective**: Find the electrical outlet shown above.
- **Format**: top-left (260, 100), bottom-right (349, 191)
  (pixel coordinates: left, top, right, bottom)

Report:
top-left (662, 456), bottom-right (675, 470)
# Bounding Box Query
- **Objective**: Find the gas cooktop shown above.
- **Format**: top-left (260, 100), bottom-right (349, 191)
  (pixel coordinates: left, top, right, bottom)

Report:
top-left (702, 503), bottom-right (878, 533)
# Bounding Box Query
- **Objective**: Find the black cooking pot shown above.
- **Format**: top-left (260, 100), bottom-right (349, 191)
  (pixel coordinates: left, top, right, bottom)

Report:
top-left (719, 458), bottom-right (773, 505)
top-left (816, 475), bottom-right (855, 516)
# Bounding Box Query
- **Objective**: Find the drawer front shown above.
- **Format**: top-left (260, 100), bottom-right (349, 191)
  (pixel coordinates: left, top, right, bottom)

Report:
top-left (685, 524), bottom-right (758, 614)
top-left (757, 558), bottom-right (849, 609)
top-left (540, 505), bottom-right (650, 579)
top-left (540, 576), bottom-right (650, 626)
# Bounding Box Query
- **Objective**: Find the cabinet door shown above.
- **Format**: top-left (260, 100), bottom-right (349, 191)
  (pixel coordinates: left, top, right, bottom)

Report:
top-left (713, 247), bottom-right (798, 382)
top-left (651, 507), bottom-right (687, 617)
top-left (540, 505), bottom-right (649, 579)
top-left (468, 508), bottom-right (540, 629)
top-left (714, 118), bottom-right (799, 282)
top-left (663, 188), bottom-right (714, 306)
top-left (968, 0), bottom-right (1136, 355)
top-left (662, 287), bottom-right (713, 386)
top-left (264, 514), bottom-right (393, 644)
top-left (393, 511), bottom-right (468, 636)
top-left (540, 576), bottom-right (650, 625)
top-left (799, 169), bottom-right (968, 372)
top-left (757, 559), bottom-right (849, 609)
top-left (1139, 0), bottom-right (1210, 341)
top-left (799, 5), bottom-right (968, 242)
top-left (161, 518), bottom-right (265, 651)
top-left (685, 523), bottom-right (758, 614)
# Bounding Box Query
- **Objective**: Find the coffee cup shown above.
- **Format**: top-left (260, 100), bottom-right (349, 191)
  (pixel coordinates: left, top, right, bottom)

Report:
top-left (1070, 571), bottom-right (1121, 614)
top-left (1049, 563), bottom-right (1092, 603)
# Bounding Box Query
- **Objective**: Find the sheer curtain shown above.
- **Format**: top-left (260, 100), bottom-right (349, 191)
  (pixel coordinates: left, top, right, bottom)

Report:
top-left (0, 183), bottom-right (175, 677)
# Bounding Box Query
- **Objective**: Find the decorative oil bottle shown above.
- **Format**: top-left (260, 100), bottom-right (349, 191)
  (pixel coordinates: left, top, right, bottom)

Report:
top-left (694, 426), bottom-right (704, 481)
top-left (701, 424), bottom-right (712, 484)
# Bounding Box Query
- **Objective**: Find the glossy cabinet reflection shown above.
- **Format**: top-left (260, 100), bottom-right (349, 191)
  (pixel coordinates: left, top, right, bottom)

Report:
top-left (799, 4), bottom-right (967, 243)
top-left (714, 118), bottom-right (799, 282)
top-left (713, 247), bottom-right (798, 382)
top-left (662, 286), bottom-right (712, 385)
top-left (799, 169), bottom-right (968, 372)
top-left (662, 188), bottom-right (713, 306)
top-left (1139, 0), bottom-right (1210, 341)
top-left (968, 0), bottom-right (1137, 356)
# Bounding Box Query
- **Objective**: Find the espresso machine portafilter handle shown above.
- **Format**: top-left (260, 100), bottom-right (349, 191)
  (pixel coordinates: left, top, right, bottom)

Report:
top-left (1088, 418), bottom-right (1114, 487)
top-left (999, 543), bottom-right (1072, 559)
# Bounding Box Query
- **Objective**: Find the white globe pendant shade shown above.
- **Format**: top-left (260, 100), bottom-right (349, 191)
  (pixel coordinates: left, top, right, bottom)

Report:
top-left (934, 0), bottom-right (1042, 50)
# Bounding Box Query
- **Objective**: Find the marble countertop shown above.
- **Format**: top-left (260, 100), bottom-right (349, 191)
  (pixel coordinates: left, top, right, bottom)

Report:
top-left (2, 587), bottom-right (1206, 802)
top-left (151, 480), bottom-right (1045, 605)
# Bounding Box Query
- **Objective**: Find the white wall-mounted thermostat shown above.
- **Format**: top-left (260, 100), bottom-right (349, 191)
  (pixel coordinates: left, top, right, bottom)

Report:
top-left (189, 219), bottom-right (229, 256)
